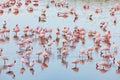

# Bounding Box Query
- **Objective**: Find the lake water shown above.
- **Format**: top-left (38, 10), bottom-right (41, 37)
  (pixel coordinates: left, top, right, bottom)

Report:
top-left (0, 0), bottom-right (120, 80)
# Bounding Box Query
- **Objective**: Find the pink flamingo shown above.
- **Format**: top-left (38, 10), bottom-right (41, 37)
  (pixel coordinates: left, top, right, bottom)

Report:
top-left (96, 61), bottom-right (112, 69)
top-left (72, 59), bottom-right (80, 67)
top-left (51, 0), bottom-right (55, 4)
top-left (72, 59), bottom-right (79, 72)
top-left (26, 50), bottom-right (32, 56)
top-left (83, 3), bottom-right (89, 10)
top-left (88, 30), bottom-right (96, 36)
top-left (79, 49), bottom-right (87, 58)
top-left (62, 27), bottom-right (69, 34)
top-left (17, 41), bottom-right (25, 49)
top-left (0, 7), bottom-right (4, 15)
top-left (95, 8), bottom-right (102, 14)
top-left (69, 7), bottom-right (74, 15)
top-left (2, 20), bottom-right (7, 29)
top-left (102, 31), bottom-right (111, 42)
top-left (23, 26), bottom-right (30, 36)
top-left (20, 57), bottom-right (26, 65)
top-left (87, 47), bottom-right (94, 55)
top-left (13, 7), bottom-right (19, 15)
top-left (27, 6), bottom-right (33, 13)
top-left (36, 51), bottom-right (42, 58)
top-left (0, 48), bottom-right (3, 56)
top-left (7, 60), bottom-right (16, 70)
top-left (13, 24), bottom-right (20, 37)
top-left (100, 46), bottom-right (110, 54)
top-left (56, 27), bottom-right (60, 36)
top-left (116, 60), bottom-right (120, 70)
top-left (29, 60), bottom-right (35, 75)
top-left (101, 53), bottom-right (113, 60)
top-left (0, 56), bottom-right (8, 65)
top-left (113, 42), bottom-right (118, 52)
top-left (94, 37), bottom-right (101, 46)
top-left (33, 0), bottom-right (39, 6)
top-left (5, 28), bottom-right (10, 39)
top-left (29, 60), bottom-right (34, 67)
top-left (0, 29), bottom-right (5, 41)
top-left (33, 0), bottom-right (39, 2)
top-left (42, 50), bottom-right (49, 58)
top-left (113, 17), bottom-right (117, 26)
top-left (57, 12), bottom-right (68, 18)
top-left (88, 13), bottom-right (93, 21)
top-left (61, 48), bottom-right (68, 58)
top-left (20, 67), bottom-right (25, 74)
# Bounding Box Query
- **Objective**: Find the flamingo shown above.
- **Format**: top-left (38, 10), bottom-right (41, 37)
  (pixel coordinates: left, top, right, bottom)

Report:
top-left (29, 60), bottom-right (35, 75)
top-left (0, 7), bottom-right (4, 15)
top-left (113, 42), bottom-right (118, 52)
top-left (113, 17), bottom-right (117, 26)
top-left (0, 56), bottom-right (8, 65)
top-left (13, 7), bottom-right (19, 15)
top-left (42, 50), bottom-right (49, 58)
top-left (2, 20), bottom-right (7, 29)
top-left (20, 56), bottom-right (26, 66)
top-left (83, 3), bottom-right (89, 10)
top-left (27, 6), bottom-right (33, 13)
top-left (88, 13), bottom-right (93, 21)
top-left (0, 29), bottom-right (5, 40)
top-left (96, 61), bottom-right (112, 69)
top-left (26, 50), bottom-right (32, 56)
top-left (51, 0), bottom-right (55, 4)
top-left (23, 26), bottom-right (30, 36)
top-left (33, 0), bottom-right (39, 6)
top-left (0, 48), bottom-right (3, 56)
top-left (29, 60), bottom-right (34, 67)
top-left (95, 8), bottom-right (102, 14)
top-left (20, 67), bottom-right (25, 74)
top-left (116, 60), bottom-right (120, 70)
top-left (72, 59), bottom-right (80, 67)
top-left (6, 70), bottom-right (15, 79)
top-left (7, 60), bottom-right (16, 70)
top-left (36, 51), bottom-right (42, 58)
top-left (4, 28), bottom-right (10, 39)
top-left (56, 27), bottom-right (60, 36)
top-left (13, 24), bottom-right (20, 37)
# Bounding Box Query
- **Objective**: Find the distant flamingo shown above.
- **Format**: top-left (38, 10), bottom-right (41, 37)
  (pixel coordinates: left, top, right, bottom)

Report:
top-left (7, 60), bottom-right (16, 70)
top-left (83, 3), bottom-right (89, 10)
top-left (20, 67), bottom-right (25, 74)
top-left (95, 8), bottom-right (102, 14)
top-left (13, 24), bottom-right (20, 37)
top-left (0, 48), bottom-right (3, 56)
top-left (29, 60), bottom-right (34, 67)
top-left (13, 7), bottom-right (19, 15)
top-left (113, 17), bottom-right (117, 26)
top-left (0, 7), bottom-right (4, 15)
top-left (51, 0), bottom-right (55, 4)
top-left (113, 42), bottom-right (118, 52)
top-left (0, 56), bottom-right (8, 65)
top-left (116, 60), bottom-right (120, 70)
top-left (2, 20), bottom-right (7, 29)
top-left (36, 51), bottom-right (42, 58)
top-left (5, 28), bottom-right (10, 39)
top-left (72, 59), bottom-right (80, 67)
top-left (24, 26), bottom-right (30, 36)
top-left (88, 13), bottom-right (93, 21)
top-left (27, 6), bottom-right (33, 13)
top-left (96, 61), bottom-right (112, 69)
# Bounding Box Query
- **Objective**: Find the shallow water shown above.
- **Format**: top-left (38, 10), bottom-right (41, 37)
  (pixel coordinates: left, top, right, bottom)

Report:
top-left (0, 0), bottom-right (120, 80)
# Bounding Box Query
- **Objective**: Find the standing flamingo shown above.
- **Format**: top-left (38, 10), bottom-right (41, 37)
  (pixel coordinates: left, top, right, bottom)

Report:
top-left (0, 56), bottom-right (8, 65)
top-left (13, 24), bottom-right (20, 38)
